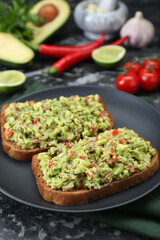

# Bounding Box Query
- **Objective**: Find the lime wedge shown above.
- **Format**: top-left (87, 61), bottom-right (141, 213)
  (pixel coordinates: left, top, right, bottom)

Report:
top-left (92, 45), bottom-right (126, 68)
top-left (0, 70), bottom-right (26, 93)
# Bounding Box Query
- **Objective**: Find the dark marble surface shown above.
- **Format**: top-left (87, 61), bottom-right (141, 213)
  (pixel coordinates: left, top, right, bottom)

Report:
top-left (0, 0), bottom-right (160, 239)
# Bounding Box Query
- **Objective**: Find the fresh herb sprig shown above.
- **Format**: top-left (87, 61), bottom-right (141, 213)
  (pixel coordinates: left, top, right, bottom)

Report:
top-left (0, 0), bottom-right (42, 42)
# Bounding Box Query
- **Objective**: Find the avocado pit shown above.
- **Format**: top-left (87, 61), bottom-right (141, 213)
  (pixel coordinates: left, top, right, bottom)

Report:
top-left (38, 3), bottom-right (59, 25)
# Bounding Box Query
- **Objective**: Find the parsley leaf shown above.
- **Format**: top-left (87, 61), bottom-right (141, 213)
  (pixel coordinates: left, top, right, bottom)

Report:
top-left (0, 0), bottom-right (42, 41)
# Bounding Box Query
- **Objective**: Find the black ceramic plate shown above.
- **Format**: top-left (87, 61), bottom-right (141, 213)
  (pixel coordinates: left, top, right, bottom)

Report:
top-left (0, 86), bottom-right (160, 213)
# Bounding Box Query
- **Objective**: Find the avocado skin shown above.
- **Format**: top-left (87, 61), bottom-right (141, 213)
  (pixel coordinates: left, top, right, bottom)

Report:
top-left (0, 58), bottom-right (33, 68)
top-left (29, 0), bottom-right (71, 45)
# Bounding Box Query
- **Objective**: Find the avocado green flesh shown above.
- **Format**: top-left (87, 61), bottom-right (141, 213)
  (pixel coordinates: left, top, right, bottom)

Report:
top-left (29, 0), bottom-right (71, 45)
top-left (4, 95), bottom-right (111, 149)
top-left (38, 128), bottom-right (156, 191)
top-left (0, 33), bottom-right (34, 67)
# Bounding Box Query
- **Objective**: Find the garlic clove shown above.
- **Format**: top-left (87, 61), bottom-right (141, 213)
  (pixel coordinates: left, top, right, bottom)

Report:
top-left (120, 11), bottom-right (155, 48)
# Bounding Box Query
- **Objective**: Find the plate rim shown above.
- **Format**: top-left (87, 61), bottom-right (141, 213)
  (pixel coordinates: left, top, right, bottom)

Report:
top-left (0, 182), bottom-right (159, 213)
top-left (0, 85), bottom-right (160, 213)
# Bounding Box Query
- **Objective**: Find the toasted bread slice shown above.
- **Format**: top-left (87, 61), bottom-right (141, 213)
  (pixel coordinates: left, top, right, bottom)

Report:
top-left (1, 104), bottom-right (50, 161)
top-left (1, 96), bottom-right (113, 161)
top-left (31, 140), bottom-right (159, 206)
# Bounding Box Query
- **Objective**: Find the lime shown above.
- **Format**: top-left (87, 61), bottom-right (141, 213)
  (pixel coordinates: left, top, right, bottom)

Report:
top-left (92, 45), bottom-right (126, 68)
top-left (0, 70), bottom-right (26, 93)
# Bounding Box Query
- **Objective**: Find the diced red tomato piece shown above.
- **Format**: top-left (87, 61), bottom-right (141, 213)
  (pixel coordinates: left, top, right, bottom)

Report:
top-left (92, 96), bottom-right (95, 101)
top-left (28, 100), bottom-right (35, 106)
top-left (90, 162), bottom-right (98, 168)
top-left (49, 160), bottom-right (54, 168)
top-left (75, 135), bottom-right (80, 140)
top-left (32, 118), bottom-right (40, 124)
top-left (99, 111), bottom-right (108, 118)
top-left (71, 96), bottom-right (76, 101)
top-left (119, 138), bottom-right (126, 144)
top-left (5, 128), bottom-right (14, 138)
top-left (33, 139), bottom-right (39, 144)
top-left (109, 148), bottom-right (114, 155)
top-left (112, 156), bottom-right (118, 162)
top-left (103, 160), bottom-right (108, 163)
top-left (112, 129), bottom-right (120, 136)
top-left (80, 120), bottom-right (83, 124)
top-left (66, 150), bottom-right (76, 158)
top-left (96, 137), bottom-right (98, 141)
top-left (90, 125), bottom-right (96, 135)
top-left (64, 142), bottom-right (72, 148)
top-left (79, 156), bottom-right (84, 159)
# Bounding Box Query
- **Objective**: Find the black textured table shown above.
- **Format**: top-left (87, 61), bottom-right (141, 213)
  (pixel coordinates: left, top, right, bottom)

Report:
top-left (0, 0), bottom-right (160, 239)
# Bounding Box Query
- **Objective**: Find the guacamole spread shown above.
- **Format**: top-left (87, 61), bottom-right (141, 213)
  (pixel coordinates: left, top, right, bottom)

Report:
top-left (38, 128), bottom-right (156, 191)
top-left (4, 95), bottom-right (111, 149)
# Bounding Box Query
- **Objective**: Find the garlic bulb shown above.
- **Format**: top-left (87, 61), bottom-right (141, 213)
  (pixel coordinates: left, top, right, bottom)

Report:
top-left (120, 11), bottom-right (155, 48)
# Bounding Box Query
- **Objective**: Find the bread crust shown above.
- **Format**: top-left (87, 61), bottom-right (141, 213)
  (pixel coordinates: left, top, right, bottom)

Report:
top-left (0, 97), bottom-right (113, 161)
top-left (31, 147), bottom-right (159, 206)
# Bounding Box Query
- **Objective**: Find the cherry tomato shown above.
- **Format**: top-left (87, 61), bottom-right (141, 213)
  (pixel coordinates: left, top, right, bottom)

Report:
top-left (116, 72), bottom-right (139, 94)
top-left (139, 68), bottom-right (159, 91)
top-left (142, 60), bottom-right (160, 73)
top-left (123, 62), bottom-right (142, 75)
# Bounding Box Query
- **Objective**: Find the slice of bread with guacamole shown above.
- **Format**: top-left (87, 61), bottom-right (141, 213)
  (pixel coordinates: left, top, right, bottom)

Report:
top-left (1, 94), bottom-right (113, 161)
top-left (32, 128), bottom-right (159, 206)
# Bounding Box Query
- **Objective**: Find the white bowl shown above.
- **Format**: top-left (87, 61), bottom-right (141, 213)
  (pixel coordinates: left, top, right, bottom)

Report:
top-left (74, 0), bottom-right (129, 40)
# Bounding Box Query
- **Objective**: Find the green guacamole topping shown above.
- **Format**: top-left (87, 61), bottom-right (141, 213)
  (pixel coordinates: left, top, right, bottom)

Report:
top-left (4, 94), bottom-right (111, 149)
top-left (38, 128), bottom-right (156, 191)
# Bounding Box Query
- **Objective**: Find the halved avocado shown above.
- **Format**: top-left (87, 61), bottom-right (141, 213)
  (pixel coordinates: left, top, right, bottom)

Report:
top-left (0, 33), bottom-right (35, 68)
top-left (29, 0), bottom-right (71, 45)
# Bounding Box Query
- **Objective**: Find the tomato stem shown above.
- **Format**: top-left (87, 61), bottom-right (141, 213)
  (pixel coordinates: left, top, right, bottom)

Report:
top-left (120, 54), bottom-right (160, 75)
top-left (147, 64), bottom-right (153, 72)
top-left (42, 67), bottom-right (58, 74)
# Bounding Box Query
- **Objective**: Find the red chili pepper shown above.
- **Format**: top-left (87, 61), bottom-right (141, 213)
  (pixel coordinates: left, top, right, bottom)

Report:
top-left (39, 34), bottom-right (105, 57)
top-left (44, 33), bottom-right (105, 74)
top-left (110, 35), bottom-right (129, 46)
top-left (39, 35), bottom-right (128, 57)
top-left (44, 34), bottom-right (129, 75)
